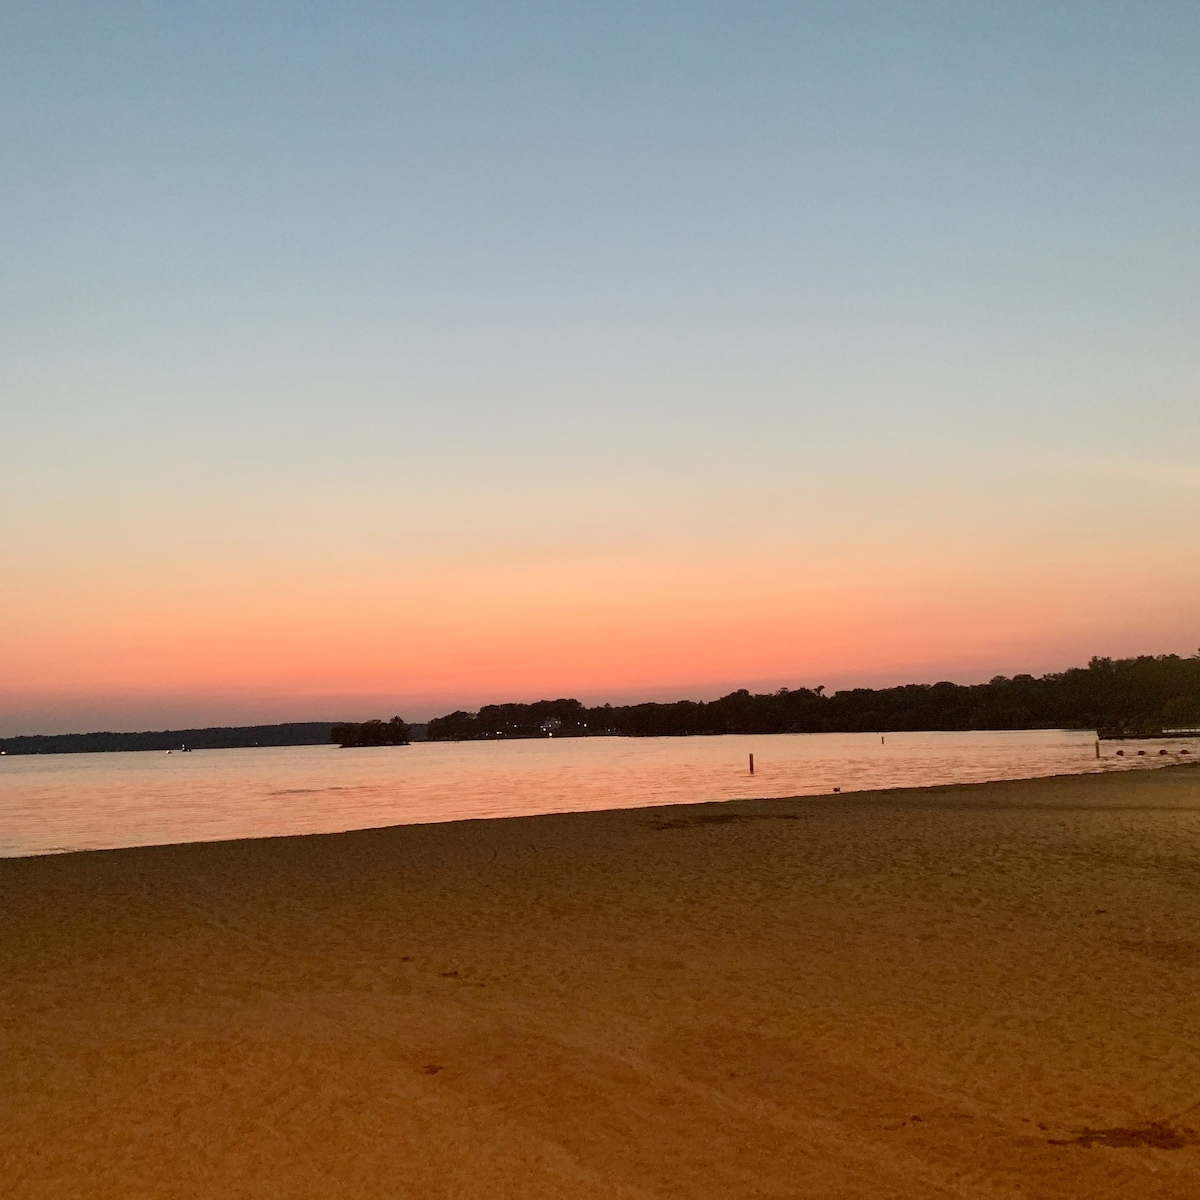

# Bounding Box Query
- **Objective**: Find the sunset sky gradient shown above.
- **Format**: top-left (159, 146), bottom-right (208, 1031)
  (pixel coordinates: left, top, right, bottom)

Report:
top-left (2, 3), bottom-right (1198, 734)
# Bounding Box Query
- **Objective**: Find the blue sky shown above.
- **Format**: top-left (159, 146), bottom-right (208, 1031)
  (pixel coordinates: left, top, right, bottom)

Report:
top-left (2, 3), bottom-right (1198, 732)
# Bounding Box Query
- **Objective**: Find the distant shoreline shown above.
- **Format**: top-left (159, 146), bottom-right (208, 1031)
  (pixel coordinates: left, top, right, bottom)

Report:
top-left (0, 722), bottom-right (343, 756)
top-left (0, 722), bottom-right (1095, 756)
top-left (6, 724), bottom-right (1200, 760)
top-left (4, 650), bottom-right (1196, 754)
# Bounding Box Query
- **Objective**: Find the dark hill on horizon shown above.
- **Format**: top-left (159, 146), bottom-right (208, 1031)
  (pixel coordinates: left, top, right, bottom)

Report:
top-left (4, 653), bottom-right (1197, 755)
top-left (427, 653), bottom-right (1200, 741)
top-left (0, 722), bottom-right (339, 756)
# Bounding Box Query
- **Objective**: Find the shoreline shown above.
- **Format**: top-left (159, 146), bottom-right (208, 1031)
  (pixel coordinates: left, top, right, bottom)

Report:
top-left (6, 720), bottom-right (1198, 757)
top-left (4, 765), bottom-right (1200, 1197)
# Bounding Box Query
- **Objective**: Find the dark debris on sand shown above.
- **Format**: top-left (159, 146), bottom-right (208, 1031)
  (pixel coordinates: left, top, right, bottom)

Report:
top-left (1049, 1122), bottom-right (1197, 1150)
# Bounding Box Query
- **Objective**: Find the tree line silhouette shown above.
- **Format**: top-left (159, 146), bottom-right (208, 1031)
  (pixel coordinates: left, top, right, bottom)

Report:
top-left (331, 717), bottom-right (411, 747)
top-left (3, 653), bottom-right (1195, 755)
top-left (425, 653), bottom-right (1200, 741)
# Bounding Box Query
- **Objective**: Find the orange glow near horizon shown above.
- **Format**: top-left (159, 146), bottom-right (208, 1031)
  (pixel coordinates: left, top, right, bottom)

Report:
top-left (4, 532), bottom-right (1198, 733)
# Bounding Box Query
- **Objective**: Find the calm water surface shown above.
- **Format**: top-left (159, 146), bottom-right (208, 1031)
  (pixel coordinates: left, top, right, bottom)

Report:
top-left (2, 729), bottom-right (1195, 857)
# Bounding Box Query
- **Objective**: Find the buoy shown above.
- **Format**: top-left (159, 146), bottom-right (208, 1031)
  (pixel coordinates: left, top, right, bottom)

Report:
top-left (749, 753), bottom-right (754, 775)
top-left (1116, 750), bottom-right (1124, 756)
top-left (1160, 749), bottom-right (1168, 755)
top-left (1137, 750), bottom-right (1146, 756)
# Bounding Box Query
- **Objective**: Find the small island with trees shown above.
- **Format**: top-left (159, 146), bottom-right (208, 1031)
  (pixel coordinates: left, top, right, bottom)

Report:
top-left (330, 717), bottom-right (411, 747)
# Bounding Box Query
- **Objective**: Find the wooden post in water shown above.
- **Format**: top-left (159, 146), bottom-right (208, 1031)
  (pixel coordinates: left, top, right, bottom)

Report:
top-left (749, 753), bottom-right (754, 775)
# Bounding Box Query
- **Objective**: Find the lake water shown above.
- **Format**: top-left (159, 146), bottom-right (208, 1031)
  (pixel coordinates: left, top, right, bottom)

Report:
top-left (2, 729), bottom-right (1195, 858)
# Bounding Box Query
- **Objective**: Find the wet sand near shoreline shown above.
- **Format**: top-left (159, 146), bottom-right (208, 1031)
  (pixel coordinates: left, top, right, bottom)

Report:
top-left (3, 766), bottom-right (1199, 1198)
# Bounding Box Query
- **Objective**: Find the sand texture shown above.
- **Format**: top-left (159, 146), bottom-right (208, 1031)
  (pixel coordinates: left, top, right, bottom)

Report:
top-left (3, 765), bottom-right (1200, 1198)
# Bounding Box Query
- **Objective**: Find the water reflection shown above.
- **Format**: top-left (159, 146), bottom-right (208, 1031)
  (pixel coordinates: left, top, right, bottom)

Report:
top-left (2, 729), bottom-right (1194, 857)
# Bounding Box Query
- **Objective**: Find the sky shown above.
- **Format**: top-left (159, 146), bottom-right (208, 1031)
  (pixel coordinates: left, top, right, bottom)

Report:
top-left (2, 2), bottom-right (1198, 734)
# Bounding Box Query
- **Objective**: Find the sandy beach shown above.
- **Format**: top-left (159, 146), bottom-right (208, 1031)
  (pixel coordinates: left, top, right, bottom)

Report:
top-left (3, 765), bottom-right (1199, 1198)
